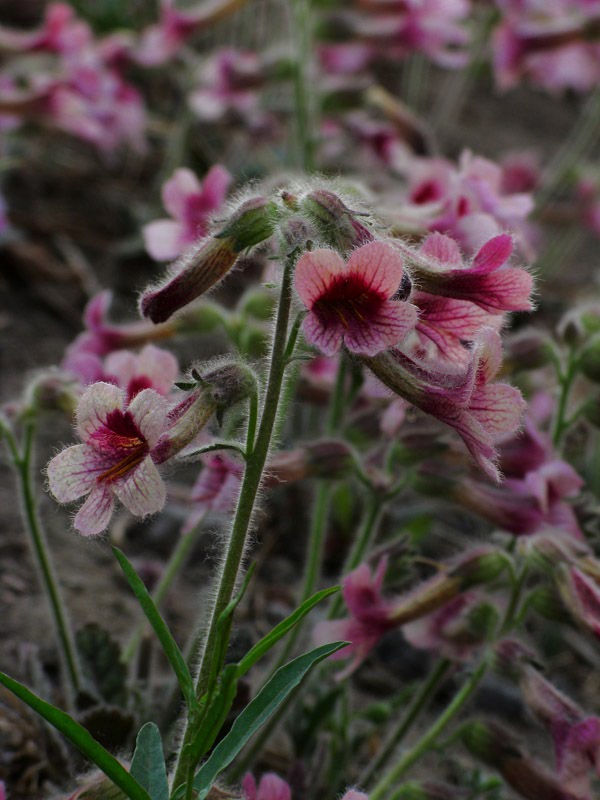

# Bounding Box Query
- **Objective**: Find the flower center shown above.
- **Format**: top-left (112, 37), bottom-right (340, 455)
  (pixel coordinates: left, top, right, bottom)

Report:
top-left (313, 274), bottom-right (384, 330)
top-left (97, 441), bottom-right (148, 484)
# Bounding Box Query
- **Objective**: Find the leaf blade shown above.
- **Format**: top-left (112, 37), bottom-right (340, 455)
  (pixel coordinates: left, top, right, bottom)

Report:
top-left (0, 671), bottom-right (150, 800)
top-left (130, 723), bottom-right (169, 800)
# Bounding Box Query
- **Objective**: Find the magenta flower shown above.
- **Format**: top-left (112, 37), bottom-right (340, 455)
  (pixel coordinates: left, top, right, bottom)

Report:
top-left (365, 327), bottom-right (526, 480)
top-left (294, 241), bottom-right (417, 357)
top-left (410, 232), bottom-right (534, 314)
top-left (314, 558), bottom-right (397, 676)
top-left (557, 566), bottom-right (600, 642)
top-left (242, 772), bottom-right (291, 800)
top-left (182, 453), bottom-right (243, 533)
top-left (403, 592), bottom-right (484, 662)
top-left (143, 166), bottom-right (232, 261)
top-left (189, 48), bottom-right (265, 124)
top-left (521, 665), bottom-right (600, 799)
top-left (47, 382), bottom-right (169, 536)
top-left (0, 3), bottom-right (91, 55)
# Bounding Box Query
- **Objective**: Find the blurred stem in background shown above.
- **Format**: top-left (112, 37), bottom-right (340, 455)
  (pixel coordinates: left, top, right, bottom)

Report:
top-left (291, 0), bottom-right (316, 171)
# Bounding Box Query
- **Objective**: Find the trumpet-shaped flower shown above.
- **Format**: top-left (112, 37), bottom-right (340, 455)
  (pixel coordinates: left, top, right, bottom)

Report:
top-left (143, 166), bottom-right (231, 261)
top-left (294, 241), bottom-right (417, 357)
top-left (47, 382), bottom-right (169, 535)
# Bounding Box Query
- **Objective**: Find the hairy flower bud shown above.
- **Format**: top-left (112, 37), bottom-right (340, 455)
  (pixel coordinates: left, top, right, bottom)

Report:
top-left (141, 197), bottom-right (277, 324)
top-left (504, 330), bottom-right (553, 372)
top-left (580, 333), bottom-right (600, 382)
top-left (268, 439), bottom-right (356, 484)
top-left (300, 189), bottom-right (374, 252)
top-left (24, 368), bottom-right (79, 416)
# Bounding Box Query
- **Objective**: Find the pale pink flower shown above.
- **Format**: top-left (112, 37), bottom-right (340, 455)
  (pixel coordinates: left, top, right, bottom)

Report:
top-left (143, 166), bottom-right (232, 261)
top-left (365, 327), bottom-right (526, 480)
top-left (242, 772), bottom-right (291, 800)
top-left (403, 592), bottom-right (485, 662)
top-left (521, 665), bottom-right (600, 799)
top-left (47, 382), bottom-right (169, 536)
top-left (103, 345), bottom-right (179, 401)
top-left (294, 241), bottom-right (417, 357)
top-left (317, 43), bottom-right (374, 74)
top-left (557, 566), bottom-right (600, 641)
top-left (183, 453), bottom-right (243, 533)
top-left (409, 232), bottom-right (534, 314)
top-left (134, 0), bottom-right (201, 66)
top-left (189, 48), bottom-right (264, 124)
top-left (0, 2), bottom-right (91, 55)
top-left (340, 792), bottom-right (368, 800)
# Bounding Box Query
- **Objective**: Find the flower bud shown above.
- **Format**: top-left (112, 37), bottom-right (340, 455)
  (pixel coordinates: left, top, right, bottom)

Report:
top-left (141, 198), bottom-right (277, 324)
top-left (278, 215), bottom-right (315, 255)
top-left (555, 564), bottom-right (600, 640)
top-left (582, 391), bottom-right (600, 428)
top-left (238, 288), bottom-right (276, 321)
top-left (450, 547), bottom-right (508, 589)
top-left (300, 189), bottom-right (374, 252)
top-left (176, 301), bottom-right (228, 334)
top-left (558, 304), bottom-right (600, 345)
top-left (580, 333), bottom-right (600, 382)
top-left (24, 369), bottom-right (79, 416)
top-left (528, 585), bottom-right (571, 623)
top-left (504, 330), bottom-right (553, 372)
top-left (460, 721), bottom-right (570, 800)
top-left (267, 439), bottom-right (356, 484)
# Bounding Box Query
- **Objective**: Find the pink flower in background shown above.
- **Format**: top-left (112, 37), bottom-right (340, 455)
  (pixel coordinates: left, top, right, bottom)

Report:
top-left (242, 772), bottom-right (291, 800)
top-left (314, 558), bottom-right (397, 675)
top-left (410, 232), bottom-right (533, 314)
top-left (0, 2), bottom-right (91, 55)
top-left (134, 0), bottom-right (201, 66)
top-left (183, 453), bottom-right (243, 533)
top-left (103, 345), bottom-right (179, 401)
top-left (189, 48), bottom-right (264, 123)
top-left (403, 592), bottom-right (485, 661)
top-left (520, 665), bottom-right (600, 799)
top-left (47, 382), bottom-right (169, 535)
top-left (143, 166), bottom-right (232, 261)
top-left (294, 241), bottom-right (417, 357)
top-left (557, 566), bottom-right (600, 641)
top-left (340, 792), bottom-right (368, 800)
top-left (493, 0), bottom-right (600, 93)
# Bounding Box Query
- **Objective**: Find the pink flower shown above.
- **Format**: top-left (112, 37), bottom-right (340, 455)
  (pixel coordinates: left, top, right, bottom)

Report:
top-left (0, 780), bottom-right (6, 800)
top-left (340, 792), bottom-right (368, 800)
top-left (520, 665), bottom-right (600, 799)
top-left (294, 241), bottom-right (417, 357)
top-left (189, 48), bottom-right (264, 124)
top-left (143, 166), bottom-right (232, 261)
top-left (409, 232), bottom-right (534, 314)
top-left (0, 3), bottom-right (91, 55)
top-left (47, 382), bottom-right (169, 536)
top-left (242, 772), bottom-right (291, 800)
top-left (182, 453), bottom-right (243, 533)
top-left (403, 592), bottom-right (485, 662)
top-left (557, 566), bottom-right (600, 641)
top-left (103, 345), bottom-right (179, 401)
top-left (314, 558), bottom-right (397, 676)
top-left (365, 327), bottom-right (526, 480)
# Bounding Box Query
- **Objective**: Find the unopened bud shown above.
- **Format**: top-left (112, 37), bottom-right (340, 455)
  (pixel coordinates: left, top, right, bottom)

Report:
top-left (504, 330), bottom-right (553, 372)
top-left (558, 304), bottom-right (600, 345)
top-left (450, 548), bottom-right (508, 589)
top-left (214, 196), bottom-right (278, 251)
top-left (267, 439), bottom-right (356, 484)
top-left (176, 301), bottom-right (228, 334)
top-left (278, 215), bottom-right (315, 254)
top-left (529, 585), bottom-right (571, 623)
top-left (300, 189), bottom-right (374, 252)
top-left (238, 288), bottom-right (276, 321)
top-left (25, 369), bottom-right (79, 416)
top-left (580, 332), bottom-right (600, 382)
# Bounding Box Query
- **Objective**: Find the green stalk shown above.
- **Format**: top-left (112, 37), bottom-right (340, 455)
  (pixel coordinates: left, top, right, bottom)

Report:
top-left (369, 658), bottom-right (488, 800)
top-left (171, 253), bottom-right (296, 792)
top-left (3, 419), bottom-right (81, 700)
top-left (360, 658), bottom-right (452, 786)
top-left (552, 348), bottom-right (578, 447)
top-left (122, 515), bottom-right (207, 665)
top-left (291, 0), bottom-right (316, 171)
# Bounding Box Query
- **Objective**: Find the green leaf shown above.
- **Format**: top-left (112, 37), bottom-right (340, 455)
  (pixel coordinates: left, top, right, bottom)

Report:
top-left (0, 671), bottom-right (150, 800)
top-left (130, 723), bottom-right (169, 800)
top-left (112, 548), bottom-right (196, 712)
top-left (236, 585), bottom-right (340, 678)
top-left (76, 623), bottom-right (128, 705)
top-left (190, 642), bottom-right (346, 799)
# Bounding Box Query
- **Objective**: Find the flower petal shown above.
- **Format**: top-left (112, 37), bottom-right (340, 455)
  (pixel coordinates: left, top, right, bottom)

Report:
top-left (143, 219), bottom-right (185, 261)
top-left (162, 168), bottom-right (202, 219)
top-left (74, 485), bottom-right (115, 536)
top-left (76, 382), bottom-right (125, 443)
top-left (112, 456), bottom-right (166, 517)
top-left (47, 444), bottom-right (115, 503)
top-left (294, 249), bottom-right (345, 308)
top-left (420, 232), bottom-right (463, 267)
top-left (201, 165), bottom-right (232, 208)
top-left (302, 310), bottom-right (344, 356)
top-left (472, 233), bottom-right (513, 273)
top-left (137, 344), bottom-right (179, 396)
top-left (343, 300), bottom-right (417, 356)
top-left (346, 241), bottom-right (405, 298)
top-left (127, 389), bottom-right (169, 449)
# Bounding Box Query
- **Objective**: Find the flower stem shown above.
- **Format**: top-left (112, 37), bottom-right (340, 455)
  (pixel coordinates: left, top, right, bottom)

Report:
top-left (171, 253), bottom-right (296, 792)
top-left (4, 419), bottom-right (82, 700)
top-left (369, 658), bottom-right (488, 800)
top-left (291, 0), bottom-right (316, 172)
top-left (552, 348), bottom-right (578, 447)
top-left (360, 658), bottom-right (452, 786)
top-left (122, 515), bottom-right (207, 665)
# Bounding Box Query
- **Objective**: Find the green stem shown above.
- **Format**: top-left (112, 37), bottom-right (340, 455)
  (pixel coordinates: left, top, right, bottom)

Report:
top-left (552, 349), bottom-right (578, 447)
top-left (10, 420), bottom-right (81, 699)
top-left (291, 0), bottom-right (315, 171)
top-left (171, 253), bottom-right (296, 793)
top-left (360, 658), bottom-right (452, 787)
top-left (369, 658), bottom-right (488, 800)
top-left (122, 516), bottom-right (207, 665)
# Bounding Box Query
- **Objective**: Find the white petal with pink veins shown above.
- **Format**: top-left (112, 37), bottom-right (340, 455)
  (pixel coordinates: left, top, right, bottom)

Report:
top-left (346, 241), bottom-right (404, 298)
top-left (294, 249), bottom-right (345, 308)
top-left (127, 389), bottom-right (169, 448)
top-left (137, 345), bottom-right (179, 395)
top-left (47, 443), bottom-right (115, 503)
top-left (113, 456), bottom-right (166, 517)
top-left (76, 382), bottom-right (124, 443)
top-left (74, 485), bottom-right (115, 536)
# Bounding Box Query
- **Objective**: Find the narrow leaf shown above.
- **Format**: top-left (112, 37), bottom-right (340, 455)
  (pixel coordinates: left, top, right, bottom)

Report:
top-left (236, 586), bottom-right (340, 678)
top-left (192, 642), bottom-right (346, 798)
top-left (130, 723), bottom-right (169, 800)
top-left (0, 671), bottom-right (150, 800)
top-left (112, 547), bottom-right (196, 711)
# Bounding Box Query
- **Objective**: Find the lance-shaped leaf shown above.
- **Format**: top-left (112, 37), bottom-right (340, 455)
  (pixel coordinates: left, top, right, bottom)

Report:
top-left (112, 547), bottom-right (196, 711)
top-left (236, 585), bottom-right (340, 678)
top-left (188, 642), bottom-right (346, 798)
top-left (130, 723), bottom-right (169, 800)
top-left (0, 671), bottom-right (150, 800)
